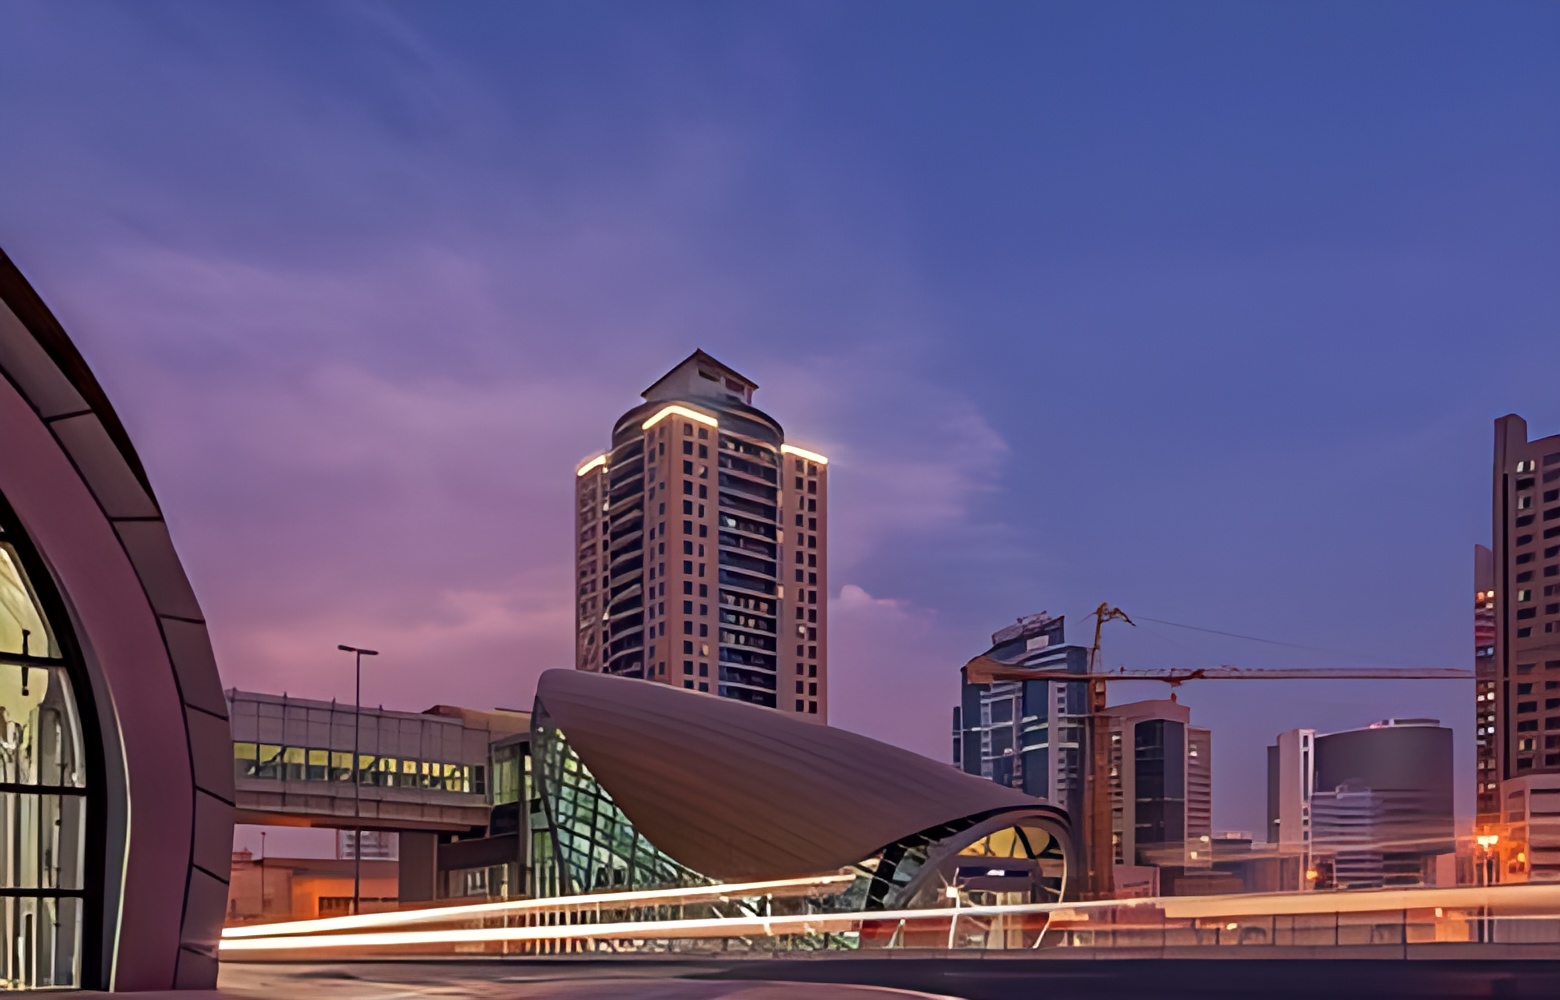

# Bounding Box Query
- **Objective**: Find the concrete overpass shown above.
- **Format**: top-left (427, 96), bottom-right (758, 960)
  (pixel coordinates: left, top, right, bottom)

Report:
top-left (227, 690), bottom-right (531, 899)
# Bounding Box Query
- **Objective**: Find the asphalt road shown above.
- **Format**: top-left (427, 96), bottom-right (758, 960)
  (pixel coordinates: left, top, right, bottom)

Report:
top-left (215, 957), bottom-right (1560, 999)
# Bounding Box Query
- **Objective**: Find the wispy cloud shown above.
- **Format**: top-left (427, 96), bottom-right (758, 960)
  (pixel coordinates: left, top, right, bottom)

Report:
top-left (759, 344), bottom-right (1013, 575)
top-left (828, 584), bottom-right (968, 761)
top-left (3, 3), bottom-right (1020, 755)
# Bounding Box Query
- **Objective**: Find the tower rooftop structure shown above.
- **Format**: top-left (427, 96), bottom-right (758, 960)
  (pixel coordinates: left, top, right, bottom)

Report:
top-left (642, 349), bottom-right (760, 406)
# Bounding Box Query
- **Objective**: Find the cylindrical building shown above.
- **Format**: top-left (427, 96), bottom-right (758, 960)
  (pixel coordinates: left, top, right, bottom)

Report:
top-left (1310, 719), bottom-right (1455, 888)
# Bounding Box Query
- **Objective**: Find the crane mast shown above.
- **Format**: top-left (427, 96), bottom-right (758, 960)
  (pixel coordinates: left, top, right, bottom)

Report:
top-left (1083, 603), bottom-right (1132, 900)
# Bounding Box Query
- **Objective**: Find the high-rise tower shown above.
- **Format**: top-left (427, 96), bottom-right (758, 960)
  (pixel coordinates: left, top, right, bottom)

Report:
top-left (1491, 415), bottom-right (1560, 781)
top-left (1485, 415), bottom-right (1560, 882)
top-left (1475, 543), bottom-right (1497, 826)
top-left (573, 351), bottom-right (829, 720)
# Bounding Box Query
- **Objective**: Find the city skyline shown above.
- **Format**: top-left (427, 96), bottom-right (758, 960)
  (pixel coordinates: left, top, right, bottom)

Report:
top-left (2, 2), bottom-right (1558, 839)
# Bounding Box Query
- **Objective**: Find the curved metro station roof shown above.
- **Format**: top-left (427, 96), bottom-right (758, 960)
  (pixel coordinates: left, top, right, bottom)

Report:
top-left (536, 669), bottom-right (1067, 881)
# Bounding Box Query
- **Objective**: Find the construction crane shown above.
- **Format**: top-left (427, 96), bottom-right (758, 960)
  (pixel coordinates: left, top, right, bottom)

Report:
top-left (962, 604), bottom-right (1473, 902)
top-left (964, 663), bottom-right (1476, 686)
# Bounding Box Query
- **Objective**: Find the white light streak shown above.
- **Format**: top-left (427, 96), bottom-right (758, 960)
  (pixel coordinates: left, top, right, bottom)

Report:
top-left (223, 873), bottom-right (854, 939)
top-left (220, 881), bottom-right (1560, 953)
top-left (576, 454), bottom-right (607, 476)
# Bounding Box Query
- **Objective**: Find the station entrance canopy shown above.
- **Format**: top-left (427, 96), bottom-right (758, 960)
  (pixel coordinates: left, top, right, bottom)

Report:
top-left (0, 249), bottom-right (232, 991)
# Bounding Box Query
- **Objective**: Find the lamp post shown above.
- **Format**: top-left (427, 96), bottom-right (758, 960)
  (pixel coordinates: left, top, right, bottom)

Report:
top-left (338, 644), bottom-right (379, 915)
top-left (1476, 833), bottom-right (1499, 885)
top-left (259, 831), bottom-right (267, 919)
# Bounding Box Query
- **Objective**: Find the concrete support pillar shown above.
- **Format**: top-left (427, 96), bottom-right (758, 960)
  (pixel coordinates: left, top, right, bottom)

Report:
top-left (399, 831), bottom-right (438, 903)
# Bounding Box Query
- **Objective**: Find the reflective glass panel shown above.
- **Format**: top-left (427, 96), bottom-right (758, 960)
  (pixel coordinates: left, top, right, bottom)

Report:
top-left (0, 664), bottom-right (84, 789)
top-left (0, 896), bottom-right (80, 989)
top-left (0, 793), bottom-right (85, 890)
top-left (0, 545), bottom-right (51, 659)
top-left (0, 510), bottom-right (86, 988)
top-left (532, 707), bottom-right (705, 895)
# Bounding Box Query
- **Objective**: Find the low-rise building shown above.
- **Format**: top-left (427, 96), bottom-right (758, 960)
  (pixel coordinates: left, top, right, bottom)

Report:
top-left (226, 851), bottom-right (399, 924)
top-left (1493, 774), bottom-right (1560, 883)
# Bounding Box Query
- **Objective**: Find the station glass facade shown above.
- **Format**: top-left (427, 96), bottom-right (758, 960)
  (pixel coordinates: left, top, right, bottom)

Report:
top-left (0, 503), bottom-right (89, 989)
top-left (531, 707), bottom-right (704, 895)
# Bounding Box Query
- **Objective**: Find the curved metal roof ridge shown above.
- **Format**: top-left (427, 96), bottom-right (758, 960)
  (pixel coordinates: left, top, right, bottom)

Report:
top-left (0, 248), bottom-right (152, 497)
top-left (0, 241), bottom-right (233, 988)
top-left (535, 669), bottom-right (1065, 881)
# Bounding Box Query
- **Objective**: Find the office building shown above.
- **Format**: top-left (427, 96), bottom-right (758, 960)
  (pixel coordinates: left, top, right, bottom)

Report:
top-left (226, 851), bottom-right (399, 924)
top-left (575, 351), bottom-right (829, 720)
top-left (1187, 726), bottom-right (1213, 848)
top-left (1268, 719), bottom-right (1454, 889)
top-left (1476, 544), bottom-right (1498, 825)
top-left (1106, 699), bottom-right (1213, 869)
top-left (0, 248), bottom-right (233, 990)
top-left (1267, 728), bottom-right (1316, 856)
top-left (952, 613), bottom-right (1090, 821)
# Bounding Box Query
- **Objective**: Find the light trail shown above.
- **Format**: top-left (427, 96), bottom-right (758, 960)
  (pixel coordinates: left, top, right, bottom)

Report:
top-left (220, 882), bottom-right (1560, 953)
top-left (223, 873), bottom-right (856, 939)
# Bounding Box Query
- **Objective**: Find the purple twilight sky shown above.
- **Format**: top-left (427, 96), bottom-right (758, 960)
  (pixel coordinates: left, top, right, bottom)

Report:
top-left (2, 1), bottom-right (1558, 836)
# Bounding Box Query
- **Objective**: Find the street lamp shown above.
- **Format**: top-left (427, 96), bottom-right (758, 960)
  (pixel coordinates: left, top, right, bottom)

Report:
top-left (338, 644), bottom-right (379, 915)
top-left (1476, 833), bottom-right (1499, 885)
top-left (1474, 833), bottom-right (1499, 943)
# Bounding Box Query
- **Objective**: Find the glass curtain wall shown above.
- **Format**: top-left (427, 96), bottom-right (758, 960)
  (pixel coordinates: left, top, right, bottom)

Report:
top-left (531, 707), bottom-right (705, 895)
top-left (1134, 719), bottom-right (1186, 866)
top-left (0, 520), bottom-right (88, 989)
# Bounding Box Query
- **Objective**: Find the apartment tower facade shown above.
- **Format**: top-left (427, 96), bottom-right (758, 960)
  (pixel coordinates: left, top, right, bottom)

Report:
top-left (1475, 543), bottom-right (1497, 825)
top-left (1487, 414), bottom-right (1560, 881)
top-left (574, 351), bottom-right (829, 719)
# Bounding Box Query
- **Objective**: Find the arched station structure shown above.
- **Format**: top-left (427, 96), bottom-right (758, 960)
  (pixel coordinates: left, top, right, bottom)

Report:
top-left (531, 670), bottom-right (1073, 919)
top-left (0, 249), bottom-right (231, 990)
